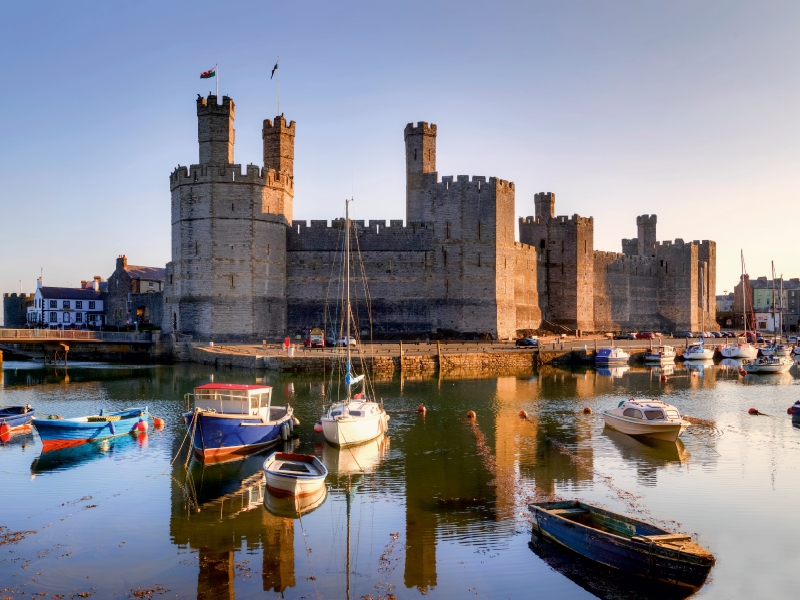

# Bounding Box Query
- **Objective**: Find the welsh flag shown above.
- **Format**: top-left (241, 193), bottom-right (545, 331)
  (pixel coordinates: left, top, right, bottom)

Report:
top-left (200, 67), bottom-right (216, 79)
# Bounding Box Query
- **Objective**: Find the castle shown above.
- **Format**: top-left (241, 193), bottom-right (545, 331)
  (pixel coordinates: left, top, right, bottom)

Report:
top-left (163, 94), bottom-right (715, 341)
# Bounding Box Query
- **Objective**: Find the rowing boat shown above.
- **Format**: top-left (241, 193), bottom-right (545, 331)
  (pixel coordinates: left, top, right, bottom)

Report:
top-left (32, 407), bottom-right (149, 451)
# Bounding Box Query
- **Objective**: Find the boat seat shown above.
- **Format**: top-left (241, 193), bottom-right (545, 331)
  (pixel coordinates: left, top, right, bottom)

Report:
top-left (632, 534), bottom-right (692, 543)
top-left (550, 508), bottom-right (589, 516)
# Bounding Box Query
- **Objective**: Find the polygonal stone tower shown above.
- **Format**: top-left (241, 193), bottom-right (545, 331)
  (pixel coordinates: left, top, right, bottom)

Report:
top-left (404, 121), bottom-right (437, 223)
top-left (162, 95), bottom-right (291, 342)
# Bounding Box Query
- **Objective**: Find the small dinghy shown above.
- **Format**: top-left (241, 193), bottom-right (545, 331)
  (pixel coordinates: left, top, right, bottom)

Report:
top-left (741, 356), bottom-right (793, 374)
top-left (530, 500), bottom-right (715, 590)
top-left (263, 452), bottom-right (327, 498)
top-left (0, 405), bottom-right (35, 432)
top-left (603, 399), bottom-right (688, 442)
top-left (32, 407), bottom-right (149, 451)
top-left (644, 345), bottom-right (676, 364)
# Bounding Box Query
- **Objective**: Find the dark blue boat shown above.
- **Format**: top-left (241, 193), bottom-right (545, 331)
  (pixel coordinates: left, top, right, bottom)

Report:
top-left (183, 384), bottom-right (295, 463)
top-left (32, 407), bottom-right (149, 451)
top-left (529, 500), bottom-right (715, 590)
top-left (0, 405), bottom-right (36, 432)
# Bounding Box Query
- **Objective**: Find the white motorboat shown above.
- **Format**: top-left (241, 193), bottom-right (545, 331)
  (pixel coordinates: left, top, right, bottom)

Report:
top-left (683, 341), bottom-right (714, 360)
top-left (741, 356), bottom-right (793, 374)
top-left (318, 199), bottom-right (390, 447)
top-left (595, 347), bottom-right (630, 365)
top-left (602, 399), bottom-right (689, 442)
top-left (644, 345), bottom-right (676, 364)
top-left (263, 452), bottom-right (328, 497)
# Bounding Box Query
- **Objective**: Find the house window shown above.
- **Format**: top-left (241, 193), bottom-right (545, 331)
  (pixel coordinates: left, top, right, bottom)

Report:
top-left (76, 313), bottom-right (83, 323)
top-left (89, 301), bottom-right (96, 309)
top-left (76, 301), bottom-right (82, 309)
top-left (63, 300), bottom-right (70, 309)
top-left (50, 300), bottom-right (57, 308)
top-left (63, 313), bottom-right (70, 323)
top-left (49, 312), bottom-right (57, 322)
top-left (149, 282), bottom-right (154, 288)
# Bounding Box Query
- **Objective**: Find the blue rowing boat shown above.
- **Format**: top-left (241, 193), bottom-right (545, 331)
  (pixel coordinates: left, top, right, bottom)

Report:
top-left (529, 500), bottom-right (715, 590)
top-left (32, 407), bottom-right (149, 451)
top-left (0, 405), bottom-right (36, 432)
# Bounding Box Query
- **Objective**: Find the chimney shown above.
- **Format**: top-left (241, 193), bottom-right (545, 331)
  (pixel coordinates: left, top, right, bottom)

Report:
top-left (93, 276), bottom-right (101, 291)
top-left (81, 280), bottom-right (88, 288)
top-left (116, 255), bottom-right (127, 272)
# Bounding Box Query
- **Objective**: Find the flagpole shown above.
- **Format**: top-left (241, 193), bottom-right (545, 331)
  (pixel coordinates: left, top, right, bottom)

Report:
top-left (277, 57), bottom-right (280, 116)
top-left (216, 64), bottom-right (219, 98)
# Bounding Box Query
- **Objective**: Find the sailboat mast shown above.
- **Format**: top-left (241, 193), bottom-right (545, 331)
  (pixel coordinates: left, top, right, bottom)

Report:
top-left (700, 265), bottom-right (705, 337)
top-left (345, 199), bottom-right (352, 399)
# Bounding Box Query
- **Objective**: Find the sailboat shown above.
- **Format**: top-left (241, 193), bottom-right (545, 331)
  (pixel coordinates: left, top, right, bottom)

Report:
top-left (318, 199), bottom-right (390, 447)
top-left (684, 266), bottom-right (714, 360)
top-left (721, 252), bottom-right (758, 360)
top-left (761, 263), bottom-right (791, 357)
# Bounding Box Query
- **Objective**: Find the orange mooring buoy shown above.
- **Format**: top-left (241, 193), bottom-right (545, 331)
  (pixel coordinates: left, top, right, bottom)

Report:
top-left (313, 421), bottom-right (323, 433)
top-left (0, 422), bottom-right (10, 443)
top-left (417, 404), bottom-right (427, 415)
top-left (153, 417), bottom-right (165, 429)
top-left (136, 419), bottom-right (148, 432)
top-left (660, 374), bottom-right (668, 382)
top-left (467, 410), bottom-right (476, 420)
top-left (518, 410), bottom-right (528, 419)
top-left (583, 407), bottom-right (593, 414)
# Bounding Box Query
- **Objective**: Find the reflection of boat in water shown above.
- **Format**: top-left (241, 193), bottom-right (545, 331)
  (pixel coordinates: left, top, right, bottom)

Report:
top-left (31, 435), bottom-right (138, 476)
top-left (596, 365), bottom-right (629, 378)
top-left (322, 433), bottom-right (389, 482)
top-left (530, 500), bottom-right (714, 591)
top-left (684, 359), bottom-right (713, 374)
top-left (720, 357), bottom-right (744, 369)
top-left (529, 530), bottom-right (696, 600)
top-left (604, 427), bottom-right (690, 467)
top-left (264, 485), bottom-right (328, 519)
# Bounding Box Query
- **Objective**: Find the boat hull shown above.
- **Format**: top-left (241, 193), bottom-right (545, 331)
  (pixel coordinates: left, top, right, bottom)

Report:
top-left (720, 344), bottom-right (758, 359)
top-left (32, 408), bottom-right (149, 451)
top-left (742, 359), bottom-right (792, 374)
top-left (0, 407), bottom-right (35, 432)
top-left (184, 410), bottom-right (292, 462)
top-left (603, 413), bottom-right (687, 442)
top-left (683, 348), bottom-right (714, 360)
top-left (321, 411), bottom-right (389, 447)
top-left (530, 501), bottom-right (714, 590)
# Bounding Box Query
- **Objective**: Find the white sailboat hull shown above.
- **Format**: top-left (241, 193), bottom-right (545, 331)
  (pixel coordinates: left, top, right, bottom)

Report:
top-left (603, 413), bottom-right (688, 442)
top-left (720, 344), bottom-right (758, 359)
top-left (683, 346), bottom-right (715, 360)
top-left (321, 405), bottom-right (389, 447)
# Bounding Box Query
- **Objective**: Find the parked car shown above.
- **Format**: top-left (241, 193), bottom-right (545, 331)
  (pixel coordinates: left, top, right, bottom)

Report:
top-left (337, 336), bottom-right (358, 347)
top-left (676, 331), bottom-right (693, 338)
top-left (515, 337), bottom-right (538, 347)
top-left (636, 331), bottom-right (656, 340)
top-left (711, 331), bottom-right (723, 338)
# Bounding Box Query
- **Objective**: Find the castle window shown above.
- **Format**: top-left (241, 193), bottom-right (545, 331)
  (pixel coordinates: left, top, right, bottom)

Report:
top-left (445, 221), bottom-right (451, 239)
top-left (195, 241), bottom-right (198, 255)
top-left (445, 279), bottom-right (449, 296)
top-left (477, 221), bottom-right (482, 239)
top-left (561, 264), bottom-right (564, 275)
top-left (443, 249), bottom-right (447, 266)
top-left (660, 260), bottom-right (663, 267)
top-left (231, 203), bottom-right (234, 211)
top-left (539, 239), bottom-right (545, 249)
top-left (414, 149), bottom-right (417, 161)
top-left (477, 253), bottom-right (482, 267)
top-left (231, 274), bottom-right (235, 288)
top-left (561, 240), bottom-right (564, 253)
top-left (170, 275), bottom-right (173, 285)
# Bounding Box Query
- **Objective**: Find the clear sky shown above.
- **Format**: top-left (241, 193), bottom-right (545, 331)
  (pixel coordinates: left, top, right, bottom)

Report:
top-left (1, 1), bottom-right (798, 324)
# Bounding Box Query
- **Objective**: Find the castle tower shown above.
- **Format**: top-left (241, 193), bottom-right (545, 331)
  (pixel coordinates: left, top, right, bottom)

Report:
top-left (534, 192), bottom-right (555, 222)
top-left (163, 94), bottom-right (288, 342)
top-left (262, 116), bottom-right (296, 223)
top-left (197, 95), bottom-right (235, 165)
top-left (637, 215), bottom-right (657, 257)
top-left (404, 122), bottom-right (437, 222)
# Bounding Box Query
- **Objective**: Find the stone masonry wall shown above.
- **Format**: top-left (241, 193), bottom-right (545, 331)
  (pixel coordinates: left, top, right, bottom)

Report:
top-left (3, 293), bottom-right (33, 328)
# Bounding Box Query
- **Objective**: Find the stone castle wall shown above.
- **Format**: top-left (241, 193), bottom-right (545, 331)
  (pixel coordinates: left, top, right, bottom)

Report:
top-left (3, 293), bottom-right (34, 328)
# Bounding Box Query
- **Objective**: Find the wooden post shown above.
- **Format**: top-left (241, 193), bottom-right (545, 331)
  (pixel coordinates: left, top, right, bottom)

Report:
top-left (437, 340), bottom-right (442, 372)
top-left (399, 340), bottom-right (404, 378)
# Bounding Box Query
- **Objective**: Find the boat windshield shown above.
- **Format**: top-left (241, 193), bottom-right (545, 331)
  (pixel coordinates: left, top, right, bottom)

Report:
top-left (623, 408), bottom-right (643, 419)
top-left (665, 409), bottom-right (680, 419)
top-left (644, 410), bottom-right (664, 420)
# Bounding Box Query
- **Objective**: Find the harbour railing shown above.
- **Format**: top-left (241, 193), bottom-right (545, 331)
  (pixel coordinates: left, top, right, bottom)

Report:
top-left (0, 329), bottom-right (153, 343)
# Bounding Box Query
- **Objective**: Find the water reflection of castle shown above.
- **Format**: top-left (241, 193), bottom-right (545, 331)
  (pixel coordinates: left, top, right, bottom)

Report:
top-left (169, 455), bottom-right (295, 598)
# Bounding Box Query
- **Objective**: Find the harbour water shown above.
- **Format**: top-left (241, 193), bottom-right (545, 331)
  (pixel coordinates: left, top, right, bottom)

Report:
top-left (1, 360), bottom-right (799, 599)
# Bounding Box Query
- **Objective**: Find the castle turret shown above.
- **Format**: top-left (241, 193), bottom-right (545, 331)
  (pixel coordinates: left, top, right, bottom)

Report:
top-left (637, 214), bottom-right (657, 257)
top-left (534, 192), bottom-right (555, 222)
top-left (404, 121), bottom-right (437, 222)
top-left (197, 95), bottom-right (235, 165)
top-left (263, 116), bottom-right (295, 179)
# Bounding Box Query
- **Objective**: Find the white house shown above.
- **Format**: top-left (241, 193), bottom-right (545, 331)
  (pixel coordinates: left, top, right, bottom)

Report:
top-left (28, 279), bottom-right (104, 328)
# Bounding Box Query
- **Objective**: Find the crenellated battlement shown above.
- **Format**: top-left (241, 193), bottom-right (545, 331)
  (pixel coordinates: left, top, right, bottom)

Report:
top-left (197, 94), bottom-right (234, 115)
top-left (636, 214), bottom-right (657, 226)
top-left (404, 121), bottom-right (437, 139)
top-left (428, 174), bottom-right (514, 192)
top-left (287, 218), bottom-right (434, 252)
top-left (170, 164), bottom-right (293, 191)
top-left (262, 115), bottom-right (296, 135)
